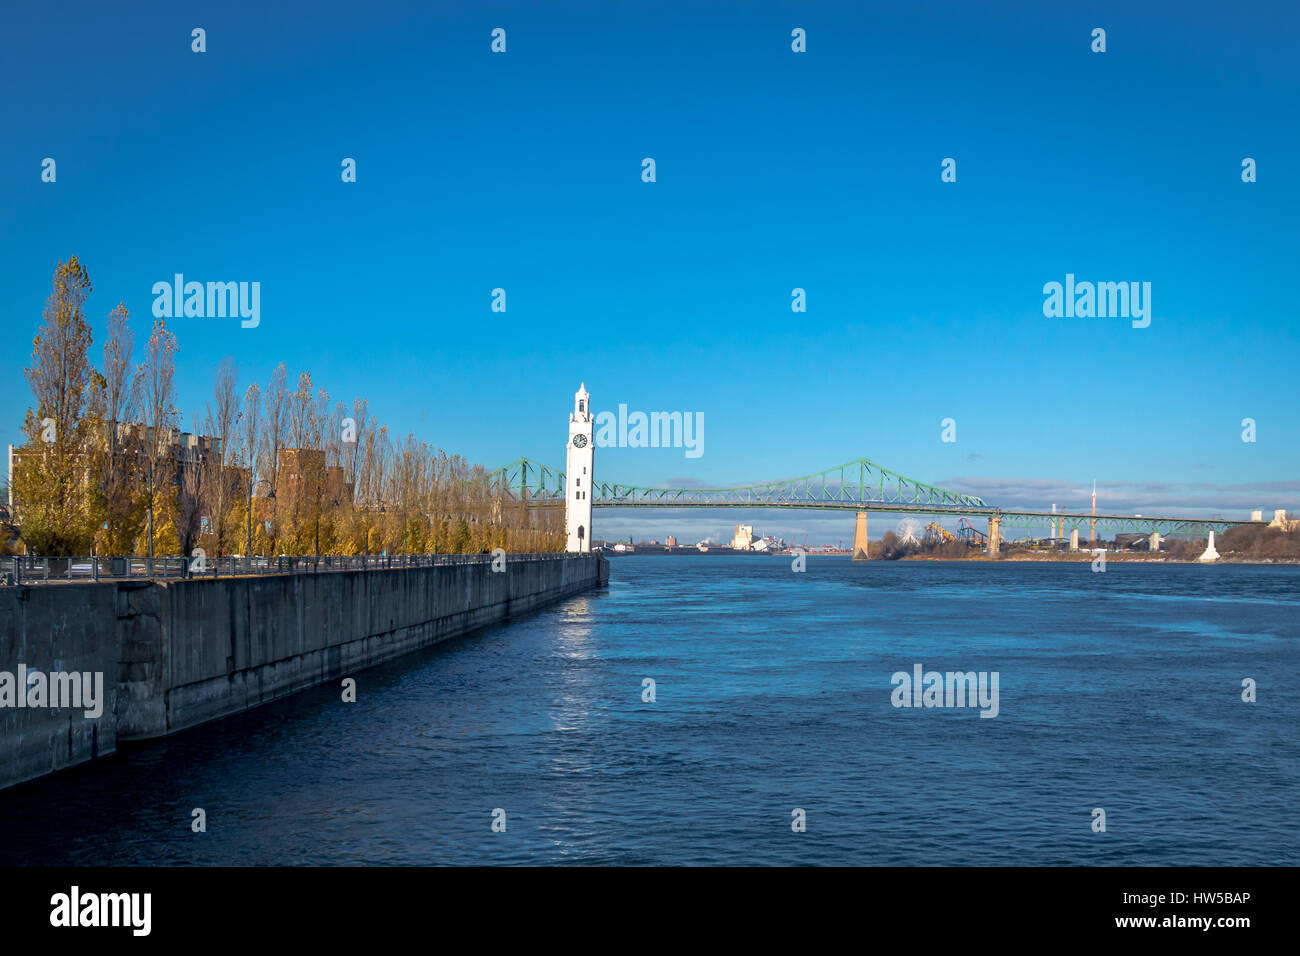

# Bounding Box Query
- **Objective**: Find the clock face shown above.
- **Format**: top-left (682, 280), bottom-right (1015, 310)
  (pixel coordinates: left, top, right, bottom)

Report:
top-left (572, 434), bottom-right (588, 448)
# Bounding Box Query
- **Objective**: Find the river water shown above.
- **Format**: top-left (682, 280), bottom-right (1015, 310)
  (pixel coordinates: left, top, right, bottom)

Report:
top-left (2, 556), bottom-right (1296, 865)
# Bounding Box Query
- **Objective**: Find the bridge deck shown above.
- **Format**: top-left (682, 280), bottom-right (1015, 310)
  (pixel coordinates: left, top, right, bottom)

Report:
top-left (492, 457), bottom-right (1263, 535)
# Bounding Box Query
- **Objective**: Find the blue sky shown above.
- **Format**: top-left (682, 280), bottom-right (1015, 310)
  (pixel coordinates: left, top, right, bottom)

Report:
top-left (2, 0), bottom-right (1297, 542)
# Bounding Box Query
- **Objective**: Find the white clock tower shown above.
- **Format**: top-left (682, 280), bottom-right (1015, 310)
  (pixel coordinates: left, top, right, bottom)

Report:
top-left (565, 383), bottom-right (595, 552)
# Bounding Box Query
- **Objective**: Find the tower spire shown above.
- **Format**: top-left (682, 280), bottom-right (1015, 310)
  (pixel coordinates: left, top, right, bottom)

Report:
top-left (573, 382), bottom-right (590, 421)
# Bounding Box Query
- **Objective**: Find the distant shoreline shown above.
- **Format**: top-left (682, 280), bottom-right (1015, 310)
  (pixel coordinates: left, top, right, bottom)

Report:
top-left (600, 549), bottom-right (1300, 565)
top-left (967, 553), bottom-right (1300, 565)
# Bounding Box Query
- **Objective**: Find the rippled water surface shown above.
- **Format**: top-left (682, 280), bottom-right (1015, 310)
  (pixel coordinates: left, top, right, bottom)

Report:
top-left (2, 557), bottom-right (1296, 865)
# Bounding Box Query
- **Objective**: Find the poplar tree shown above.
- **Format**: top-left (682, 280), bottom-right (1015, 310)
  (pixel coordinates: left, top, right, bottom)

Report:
top-left (90, 302), bottom-right (144, 554)
top-left (15, 257), bottom-right (96, 554)
top-left (239, 381), bottom-right (262, 556)
top-left (136, 315), bottom-right (179, 558)
top-left (260, 363), bottom-right (290, 555)
top-left (200, 358), bottom-right (241, 557)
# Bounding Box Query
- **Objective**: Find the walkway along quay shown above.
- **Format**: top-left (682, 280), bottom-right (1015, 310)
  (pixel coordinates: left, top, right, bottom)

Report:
top-left (0, 552), bottom-right (609, 792)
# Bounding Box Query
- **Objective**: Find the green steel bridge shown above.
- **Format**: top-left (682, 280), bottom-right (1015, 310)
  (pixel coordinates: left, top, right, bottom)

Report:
top-left (491, 457), bottom-right (1263, 537)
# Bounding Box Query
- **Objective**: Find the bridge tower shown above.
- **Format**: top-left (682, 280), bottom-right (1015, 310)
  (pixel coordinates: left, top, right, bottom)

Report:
top-left (565, 383), bottom-right (594, 552)
top-left (852, 511), bottom-right (869, 560)
top-left (987, 513), bottom-right (1001, 559)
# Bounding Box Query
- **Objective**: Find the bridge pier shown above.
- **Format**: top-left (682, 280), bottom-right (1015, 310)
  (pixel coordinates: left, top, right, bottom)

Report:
top-left (852, 511), bottom-right (870, 561)
top-left (1069, 529), bottom-right (1079, 551)
top-left (1149, 532), bottom-right (1161, 552)
top-left (987, 515), bottom-right (1001, 559)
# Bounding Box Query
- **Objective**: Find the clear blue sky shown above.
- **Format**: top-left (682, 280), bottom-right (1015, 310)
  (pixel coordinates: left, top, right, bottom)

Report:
top-left (2, 0), bottom-right (1296, 542)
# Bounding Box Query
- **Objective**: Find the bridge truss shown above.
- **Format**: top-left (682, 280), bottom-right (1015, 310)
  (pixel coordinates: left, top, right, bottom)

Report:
top-left (494, 457), bottom-right (987, 509)
top-left (490, 457), bottom-right (1259, 536)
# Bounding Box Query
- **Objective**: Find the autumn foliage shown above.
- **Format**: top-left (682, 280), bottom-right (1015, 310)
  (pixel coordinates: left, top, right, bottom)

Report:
top-left (10, 258), bottom-right (562, 557)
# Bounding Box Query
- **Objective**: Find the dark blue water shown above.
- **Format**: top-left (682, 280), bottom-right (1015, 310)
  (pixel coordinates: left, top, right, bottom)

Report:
top-left (2, 557), bottom-right (1296, 865)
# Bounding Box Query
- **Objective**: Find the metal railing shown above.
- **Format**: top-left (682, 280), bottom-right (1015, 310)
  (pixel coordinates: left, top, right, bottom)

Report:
top-left (3, 552), bottom-right (579, 585)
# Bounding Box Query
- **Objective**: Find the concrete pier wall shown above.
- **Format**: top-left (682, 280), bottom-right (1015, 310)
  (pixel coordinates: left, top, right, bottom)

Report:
top-left (0, 583), bottom-right (119, 792)
top-left (1, 554), bottom-right (607, 791)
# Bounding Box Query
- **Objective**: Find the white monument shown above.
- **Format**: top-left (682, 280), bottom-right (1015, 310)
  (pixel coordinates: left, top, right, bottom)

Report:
top-left (1198, 530), bottom-right (1219, 562)
top-left (565, 383), bottom-right (594, 552)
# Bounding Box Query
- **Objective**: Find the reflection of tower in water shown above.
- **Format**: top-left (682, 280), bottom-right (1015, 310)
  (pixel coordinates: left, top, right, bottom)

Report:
top-left (550, 594), bottom-right (598, 734)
